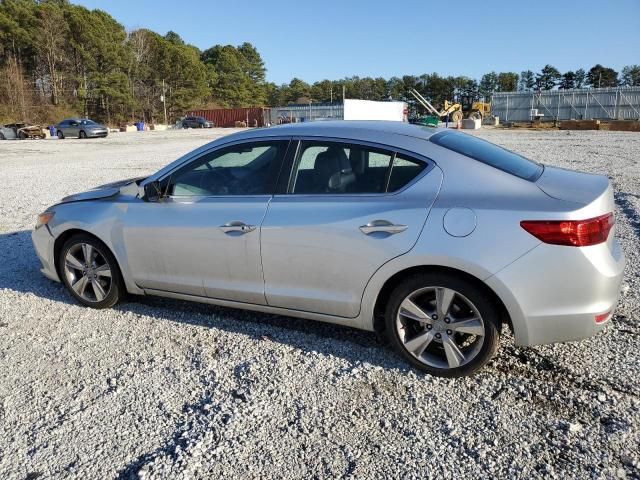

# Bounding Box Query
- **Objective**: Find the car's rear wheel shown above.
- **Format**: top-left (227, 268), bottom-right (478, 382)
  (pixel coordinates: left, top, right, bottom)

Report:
top-left (57, 130), bottom-right (64, 139)
top-left (58, 234), bottom-right (123, 309)
top-left (79, 130), bottom-right (87, 139)
top-left (385, 273), bottom-right (500, 377)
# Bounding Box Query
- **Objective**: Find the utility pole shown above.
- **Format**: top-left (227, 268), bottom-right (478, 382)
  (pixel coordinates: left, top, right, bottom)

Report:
top-left (161, 78), bottom-right (168, 125)
top-left (330, 84), bottom-right (333, 118)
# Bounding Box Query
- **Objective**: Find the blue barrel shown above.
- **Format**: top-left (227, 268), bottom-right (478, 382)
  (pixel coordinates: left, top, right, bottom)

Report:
top-left (49, 126), bottom-right (55, 136)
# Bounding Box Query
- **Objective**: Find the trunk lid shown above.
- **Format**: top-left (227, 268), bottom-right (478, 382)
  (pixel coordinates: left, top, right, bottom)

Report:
top-left (535, 166), bottom-right (610, 206)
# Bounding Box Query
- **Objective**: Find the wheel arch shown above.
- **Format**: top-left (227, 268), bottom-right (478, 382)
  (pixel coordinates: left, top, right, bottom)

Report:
top-left (372, 265), bottom-right (512, 336)
top-left (53, 228), bottom-right (124, 286)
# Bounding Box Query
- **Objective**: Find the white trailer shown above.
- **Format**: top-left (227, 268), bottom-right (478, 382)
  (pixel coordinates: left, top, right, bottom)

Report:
top-left (342, 99), bottom-right (407, 122)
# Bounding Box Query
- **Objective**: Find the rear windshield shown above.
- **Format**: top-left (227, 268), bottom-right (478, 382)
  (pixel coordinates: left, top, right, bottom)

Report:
top-left (430, 130), bottom-right (543, 181)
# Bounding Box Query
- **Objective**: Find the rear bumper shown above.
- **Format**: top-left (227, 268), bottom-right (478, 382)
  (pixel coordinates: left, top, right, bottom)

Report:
top-left (87, 131), bottom-right (108, 138)
top-left (486, 238), bottom-right (625, 346)
top-left (32, 226), bottom-right (60, 282)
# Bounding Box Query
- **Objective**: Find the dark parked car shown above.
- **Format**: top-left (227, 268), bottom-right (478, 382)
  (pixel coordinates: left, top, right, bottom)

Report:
top-left (182, 116), bottom-right (214, 129)
top-left (55, 118), bottom-right (108, 139)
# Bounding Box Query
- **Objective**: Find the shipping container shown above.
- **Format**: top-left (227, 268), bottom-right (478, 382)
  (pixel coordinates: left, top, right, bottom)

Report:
top-left (188, 108), bottom-right (271, 128)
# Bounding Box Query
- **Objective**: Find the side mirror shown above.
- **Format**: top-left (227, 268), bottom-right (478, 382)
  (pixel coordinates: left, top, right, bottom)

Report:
top-left (143, 180), bottom-right (164, 202)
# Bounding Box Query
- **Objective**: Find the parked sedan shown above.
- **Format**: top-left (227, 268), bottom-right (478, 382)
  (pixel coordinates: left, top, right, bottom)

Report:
top-left (182, 116), bottom-right (214, 128)
top-left (0, 125), bottom-right (17, 140)
top-left (32, 121), bottom-right (625, 377)
top-left (55, 118), bottom-right (108, 139)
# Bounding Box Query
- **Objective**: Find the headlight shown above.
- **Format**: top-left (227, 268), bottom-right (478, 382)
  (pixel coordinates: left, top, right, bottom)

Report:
top-left (35, 211), bottom-right (55, 229)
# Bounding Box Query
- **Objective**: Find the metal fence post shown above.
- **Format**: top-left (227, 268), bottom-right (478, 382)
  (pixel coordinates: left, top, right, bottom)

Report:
top-left (584, 92), bottom-right (589, 119)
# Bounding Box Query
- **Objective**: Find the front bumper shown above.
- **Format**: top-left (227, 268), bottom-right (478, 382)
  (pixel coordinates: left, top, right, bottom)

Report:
top-left (32, 226), bottom-right (60, 282)
top-left (486, 238), bottom-right (625, 346)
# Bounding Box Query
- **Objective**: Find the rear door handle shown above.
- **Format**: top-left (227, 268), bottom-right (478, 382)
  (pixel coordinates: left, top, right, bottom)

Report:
top-left (220, 221), bottom-right (256, 234)
top-left (359, 220), bottom-right (408, 235)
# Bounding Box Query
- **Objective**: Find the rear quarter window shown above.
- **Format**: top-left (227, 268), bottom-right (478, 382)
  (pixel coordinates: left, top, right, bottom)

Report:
top-left (430, 130), bottom-right (543, 181)
top-left (387, 154), bottom-right (426, 192)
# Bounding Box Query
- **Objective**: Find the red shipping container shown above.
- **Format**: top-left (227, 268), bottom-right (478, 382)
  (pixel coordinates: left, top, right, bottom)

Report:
top-left (189, 108), bottom-right (271, 128)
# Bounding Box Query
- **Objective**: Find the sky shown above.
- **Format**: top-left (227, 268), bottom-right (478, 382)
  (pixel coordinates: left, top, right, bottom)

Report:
top-left (73, 0), bottom-right (639, 85)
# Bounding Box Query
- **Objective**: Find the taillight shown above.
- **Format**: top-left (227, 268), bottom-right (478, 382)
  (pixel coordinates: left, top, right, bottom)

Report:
top-left (595, 311), bottom-right (611, 324)
top-left (520, 213), bottom-right (614, 247)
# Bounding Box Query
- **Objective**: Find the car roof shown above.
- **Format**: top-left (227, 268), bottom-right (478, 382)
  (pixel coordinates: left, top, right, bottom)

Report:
top-left (240, 121), bottom-right (440, 141)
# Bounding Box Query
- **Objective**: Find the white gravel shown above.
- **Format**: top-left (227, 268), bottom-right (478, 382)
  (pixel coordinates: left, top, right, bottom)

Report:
top-left (0, 128), bottom-right (638, 479)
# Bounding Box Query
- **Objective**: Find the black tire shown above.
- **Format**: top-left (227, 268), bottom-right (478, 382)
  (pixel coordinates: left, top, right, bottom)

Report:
top-left (79, 130), bottom-right (87, 139)
top-left (57, 130), bottom-right (64, 139)
top-left (18, 131), bottom-right (27, 140)
top-left (58, 233), bottom-right (124, 309)
top-left (385, 272), bottom-right (501, 377)
top-left (0, 132), bottom-right (5, 140)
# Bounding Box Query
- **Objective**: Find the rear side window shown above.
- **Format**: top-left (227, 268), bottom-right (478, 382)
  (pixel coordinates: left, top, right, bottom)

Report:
top-left (290, 142), bottom-right (393, 194)
top-left (288, 141), bottom-right (428, 195)
top-left (430, 130), bottom-right (543, 181)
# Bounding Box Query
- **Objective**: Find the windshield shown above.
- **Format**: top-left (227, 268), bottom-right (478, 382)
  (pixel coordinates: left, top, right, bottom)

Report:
top-left (430, 130), bottom-right (543, 181)
top-left (79, 119), bottom-right (98, 126)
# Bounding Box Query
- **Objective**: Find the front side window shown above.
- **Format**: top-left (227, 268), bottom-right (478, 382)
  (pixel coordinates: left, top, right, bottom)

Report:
top-left (169, 141), bottom-right (288, 196)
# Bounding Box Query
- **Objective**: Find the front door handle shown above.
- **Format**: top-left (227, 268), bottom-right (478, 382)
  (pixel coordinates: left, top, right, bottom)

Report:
top-left (359, 220), bottom-right (408, 235)
top-left (220, 221), bottom-right (256, 234)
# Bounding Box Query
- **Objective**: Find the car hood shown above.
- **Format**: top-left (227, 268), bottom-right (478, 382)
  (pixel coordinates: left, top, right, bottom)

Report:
top-left (59, 176), bottom-right (145, 204)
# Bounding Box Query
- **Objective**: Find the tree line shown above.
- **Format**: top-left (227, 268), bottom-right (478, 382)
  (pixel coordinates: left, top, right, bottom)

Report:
top-left (1, 0), bottom-right (639, 125)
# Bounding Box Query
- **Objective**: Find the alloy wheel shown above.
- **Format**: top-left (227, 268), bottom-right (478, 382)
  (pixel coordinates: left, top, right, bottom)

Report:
top-left (63, 243), bottom-right (113, 303)
top-left (395, 286), bottom-right (486, 369)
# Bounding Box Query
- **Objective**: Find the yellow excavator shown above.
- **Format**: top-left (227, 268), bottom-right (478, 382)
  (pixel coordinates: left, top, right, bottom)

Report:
top-left (410, 89), bottom-right (491, 126)
top-left (409, 89), bottom-right (463, 125)
top-left (462, 97), bottom-right (491, 120)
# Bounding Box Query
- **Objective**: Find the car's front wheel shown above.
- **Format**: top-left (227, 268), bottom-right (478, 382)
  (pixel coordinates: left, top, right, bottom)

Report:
top-left (57, 130), bottom-right (64, 139)
top-left (385, 273), bottom-right (500, 377)
top-left (58, 234), bottom-right (123, 309)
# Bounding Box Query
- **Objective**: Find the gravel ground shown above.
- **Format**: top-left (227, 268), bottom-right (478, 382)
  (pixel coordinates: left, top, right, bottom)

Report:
top-left (0, 128), bottom-right (638, 479)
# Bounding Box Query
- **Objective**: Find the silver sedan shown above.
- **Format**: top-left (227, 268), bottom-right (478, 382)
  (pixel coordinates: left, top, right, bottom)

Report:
top-left (32, 121), bottom-right (625, 377)
top-left (55, 118), bottom-right (108, 139)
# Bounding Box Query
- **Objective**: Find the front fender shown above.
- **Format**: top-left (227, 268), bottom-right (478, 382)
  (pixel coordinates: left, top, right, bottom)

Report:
top-left (48, 200), bottom-right (144, 295)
